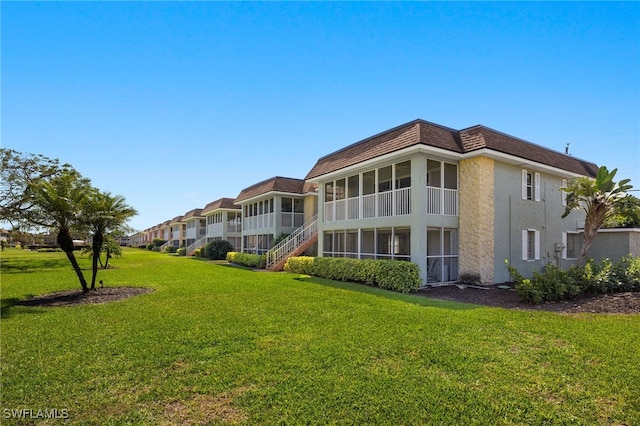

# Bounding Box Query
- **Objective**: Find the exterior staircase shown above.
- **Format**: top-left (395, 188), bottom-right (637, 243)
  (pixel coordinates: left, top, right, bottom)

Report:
top-left (266, 215), bottom-right (318, 271)
top-left (186, 236), bottom-right (207, 256)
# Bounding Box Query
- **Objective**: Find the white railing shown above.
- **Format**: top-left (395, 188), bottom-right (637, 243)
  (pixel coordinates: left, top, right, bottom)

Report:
top-left (281, 212), bottom-right (304, 228)
top-left (186, 235), bottom-right (207, 255)
top-left (324, 187), bottom-right (411, 221)
top-left (426, 187), bottom-right (458, 216)
top-left (227, 222), bottom-right (242, 233)
top-left (244, 213), bottom-right (274, 230)
top-left (266, 215), bottom-right (318, 270)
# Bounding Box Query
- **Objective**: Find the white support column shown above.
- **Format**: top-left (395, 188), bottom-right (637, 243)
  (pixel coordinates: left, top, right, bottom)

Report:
top-left (411, 154), bottom-right (429, 284)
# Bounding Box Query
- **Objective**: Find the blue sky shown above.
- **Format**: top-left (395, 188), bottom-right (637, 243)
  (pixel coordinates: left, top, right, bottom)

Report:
top-left (3, 2), bottom-right (639, 231)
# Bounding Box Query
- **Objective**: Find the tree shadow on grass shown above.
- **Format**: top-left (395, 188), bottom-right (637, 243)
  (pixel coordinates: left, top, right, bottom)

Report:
top-left (1, 297), bottom-right (48, 319)
top-left (0, 257), bottom-right (75, 274)
top-left (291, 276), bottom-right (481, 311)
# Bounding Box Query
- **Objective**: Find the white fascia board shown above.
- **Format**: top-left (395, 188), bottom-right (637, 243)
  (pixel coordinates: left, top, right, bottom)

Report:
top-left (306, 145), bottom-right (592, 184)
top-left (461, 148), bottom-right (592, 179)
top-left (202, 207), bottom-right (241, 216)
top-left (236, 191), bottom-right (306, 206)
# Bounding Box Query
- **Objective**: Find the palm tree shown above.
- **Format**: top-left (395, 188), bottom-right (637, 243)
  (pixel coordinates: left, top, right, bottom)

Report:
top-left (29, 170), bottom-right (92, 292)
top-left (82, 190), bottom-right (137, 290)
top-left (562, 166), bottom-right (633, 264)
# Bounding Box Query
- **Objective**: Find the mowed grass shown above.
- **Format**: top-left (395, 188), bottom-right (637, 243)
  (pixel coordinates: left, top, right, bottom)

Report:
top-left (1, 248), bottom-right (639, 425)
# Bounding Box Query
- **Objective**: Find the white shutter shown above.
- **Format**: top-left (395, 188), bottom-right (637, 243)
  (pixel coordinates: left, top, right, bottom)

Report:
top-left (562, 232), bottom-right (567, 259)
top-left (534, 230), bottom-right (540, 260)
top-left (522, 170), bottom-right (528, 200)
top-left (535, 173), bottom-right (541, 202)
top-left (561, 179), bottom-right (567, 206)
top-left (522, 229), bottom-right (528, 260)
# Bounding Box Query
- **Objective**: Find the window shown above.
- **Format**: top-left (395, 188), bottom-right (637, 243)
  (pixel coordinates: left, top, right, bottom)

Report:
top-left (561, 179), bottom-right (568, 206)
top-left (522, 170), bottom-right (540, 201)
top-left (378, 166), bottom-right (392, 192)
top-left (347, 175), bottom-right (359, 198)
top-left (281, 197), bottom-right (293, 212)
top-left (395, 161), bottom-right (411, 189)
top-left (562, 232), bottom-right (578, 259)
top-left (522, 229), bottom-right (540, 261)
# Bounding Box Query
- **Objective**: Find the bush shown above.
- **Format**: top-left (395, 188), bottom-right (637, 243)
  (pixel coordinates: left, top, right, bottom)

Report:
top-left (177, 248), bottom-right (186, 256)
top-left (165, 246), bottom-right (177, 254)
top-left (193, 248), bottom-right (202, 257)
top-left (204, 240), bottom-right (234, 260)
top-left (226, 252), bottom-right (266, 269)
top-left (284, 256), bottom-right (421, 294)
top-left (507, 256), bottom-right (640, 304)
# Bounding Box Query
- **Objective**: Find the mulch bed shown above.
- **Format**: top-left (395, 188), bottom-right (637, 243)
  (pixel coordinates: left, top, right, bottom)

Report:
top-left (15, 286), bottom-right (154, 307)
top-left (15, 283), bottom-right (640, 314)
top-left (419, 283), bottom-right (640, 314)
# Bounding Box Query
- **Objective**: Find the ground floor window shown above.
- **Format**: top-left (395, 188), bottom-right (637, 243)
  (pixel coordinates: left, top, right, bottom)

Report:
top-left (522, 229), bottom-right (540, 261)
top-left (323, 227), bottom-right (410, 260)
top-left (427, 228), bottom-right (458, 283)
top-left (227, 237), bottom-right (241, 251)
top-left (244, 234), bottom-right (273, 254)
top-left (562, 232), bottom-right (579, 259)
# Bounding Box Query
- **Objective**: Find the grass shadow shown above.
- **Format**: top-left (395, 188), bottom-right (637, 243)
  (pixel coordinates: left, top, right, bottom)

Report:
top-left (0, 257), bottom-right (74, 274)
top-left (1, 296), bottom-right (48, 319)
top-left (292, 276), bottom-right (482, 311)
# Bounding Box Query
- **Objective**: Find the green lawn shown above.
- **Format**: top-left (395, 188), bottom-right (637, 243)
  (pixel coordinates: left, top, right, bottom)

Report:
top-left (1, 248), bottom-right (639, 425)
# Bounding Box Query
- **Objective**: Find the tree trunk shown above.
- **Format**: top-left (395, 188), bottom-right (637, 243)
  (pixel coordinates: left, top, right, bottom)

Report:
top-left (579, 201), bottom-right (608, 265)
top-left (91, 231), bottom-right (103, 290)
top-left (103, 246), bottom-right (111, 269)
top-left (57, 227), bottom-right (88, 292)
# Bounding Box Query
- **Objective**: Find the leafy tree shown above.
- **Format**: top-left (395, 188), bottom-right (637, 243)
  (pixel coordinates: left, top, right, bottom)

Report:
top-left (604, 194), bottom-right (640, 228)
top-left (1, 148), bottom-right (73, 226)
top-left (81, 190), bottom-right (137, 290)
top-left (562, 166), bottom-right (633, 264)
top-left (29, 169), bottom-right (92, 292)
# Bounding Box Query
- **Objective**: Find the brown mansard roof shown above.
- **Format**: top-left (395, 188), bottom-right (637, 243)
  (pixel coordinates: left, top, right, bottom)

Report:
top-left (235, 176), bottom-right (309, 203)
top-left (201, 197), bottom-right (240, 214)
top-left (305, 119), bottom-right (598, 179)
top-left (182, 208), bottom-right (203, 220)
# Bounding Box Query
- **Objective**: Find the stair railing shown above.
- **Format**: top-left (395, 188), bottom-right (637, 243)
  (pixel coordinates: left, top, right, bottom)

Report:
top-left (266, 215), bottom-right (317, 270)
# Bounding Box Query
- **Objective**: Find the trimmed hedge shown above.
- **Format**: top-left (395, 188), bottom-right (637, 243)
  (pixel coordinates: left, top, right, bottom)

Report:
top-left (284, 256), bottom-right (421, 294)
top-left (506, 256), bottom-right (640, 304)
top-left (226, 252), bottom-right (266, 269)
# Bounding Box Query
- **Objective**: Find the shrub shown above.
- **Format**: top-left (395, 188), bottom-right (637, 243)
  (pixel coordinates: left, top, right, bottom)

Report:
top-left (165, 246), bottom-right (177, 254)
top-left (284, 257), bottom-right (421, 294)
top-left (507, 256), bottom-right (640, 304)
top-left (193, 248), bottom-right (202, 257)
top-left (226, 252), bottom-right (266, 269)
top-left (177, 248), bottom-right (186, 256)
top-left (204, 240), bottom-right (234, 260)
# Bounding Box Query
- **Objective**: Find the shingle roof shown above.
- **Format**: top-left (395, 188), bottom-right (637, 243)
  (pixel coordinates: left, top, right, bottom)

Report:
top-left (235, 176), bottom-right (307, 203)
top-left (182, 208), bottom-right (203, 220)
top-left (459, 125), bottom-right (599, 177)
top-left (201, 197), bottom-right (240, 214)
top-left (169, 216), bottom-right (184, 225)
top-left (305, 119), bottom-right (598, 179)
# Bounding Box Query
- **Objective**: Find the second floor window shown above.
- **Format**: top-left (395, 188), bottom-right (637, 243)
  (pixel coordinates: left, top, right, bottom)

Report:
top-left (522, 170), bottom-right (540, 201)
